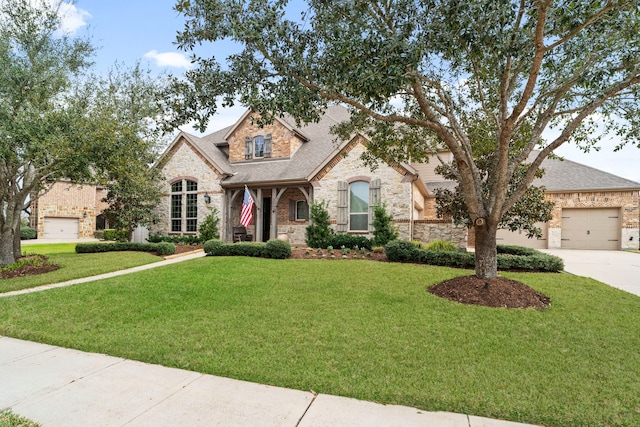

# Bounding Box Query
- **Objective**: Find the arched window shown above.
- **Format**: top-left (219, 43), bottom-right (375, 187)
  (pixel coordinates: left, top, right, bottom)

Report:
top-left (349, 181), bottom-right (369, 231)
top-left (171, 179), bottom-right (198, 232)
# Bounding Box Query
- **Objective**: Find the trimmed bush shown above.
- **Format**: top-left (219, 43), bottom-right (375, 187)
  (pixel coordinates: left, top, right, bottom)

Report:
top-left (75, 242), bottom-right (176, 255)
top-left (265, 239), bottom-right (292, 259)
top-left (20, 226), bottom-right (36, 240)
top-left (425, 240), bottom-right (458, 252)
top-left (104, 229), bottom-right (128, 242)
top-left (384, 240), bottom-right (420, 262)
top-left (203, 239), bottom-right (225, 256)
top-left (327, 234), bottom-right (373, 250)
top-left (204, 240), bottom-right (267, 258)
top-left (149, 234), bottom-right (203, 245)
top-left (385, 241), bottom-right (563, 272)
top-left (94, 230), bottom-right (105, 240)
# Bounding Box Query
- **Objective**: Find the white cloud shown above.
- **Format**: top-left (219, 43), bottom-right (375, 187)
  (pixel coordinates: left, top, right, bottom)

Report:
top-left (47, 1), bottom-right (91, 34)
top-left (144, 50), bottom-right (192, 69)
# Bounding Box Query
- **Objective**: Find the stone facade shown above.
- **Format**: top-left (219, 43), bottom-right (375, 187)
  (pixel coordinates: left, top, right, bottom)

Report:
top-left (412, 220), bottom-right (468, 249)
top-left (152, 138), bottom-right (226, 236)
top-left (32, 182), bottom-right (100, 238)
top-left (313, 139), bottom-right (414, 240)
top-left (227, 113), bottom-right (304, 162)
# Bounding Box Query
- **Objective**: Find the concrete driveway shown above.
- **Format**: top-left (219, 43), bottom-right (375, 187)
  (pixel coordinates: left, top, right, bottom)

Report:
top-left (543, 249), bottom-right (640, 297)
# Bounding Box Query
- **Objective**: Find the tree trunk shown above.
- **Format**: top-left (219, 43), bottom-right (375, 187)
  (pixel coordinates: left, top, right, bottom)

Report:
top-left (0, 226), bottom-right (17, 266)
top-left (474, 220), bottom-right (498, 279)
top-left (13, 222), bottom-right (22, 259)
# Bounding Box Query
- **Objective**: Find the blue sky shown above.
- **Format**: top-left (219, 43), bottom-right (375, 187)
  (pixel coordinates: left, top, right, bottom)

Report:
top-left (63, 1), bottom-right (640, 183)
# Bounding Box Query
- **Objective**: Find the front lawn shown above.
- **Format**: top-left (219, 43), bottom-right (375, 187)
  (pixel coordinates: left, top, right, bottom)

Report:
top-left (0, 257), bottom-right (638, 427)
top-left (1, 244), bottom-right (162, 293)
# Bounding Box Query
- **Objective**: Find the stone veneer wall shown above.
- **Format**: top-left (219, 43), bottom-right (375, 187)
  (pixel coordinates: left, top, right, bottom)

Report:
top-left (545, 190), bottom-right (640, 249)
top-left (153, 139), bottom-right (225, 237)
top-left (227, 113), bottom-right (303, 162)
top-left (34, 182), bottom-right (98, 238)
top-left (313, 140), bottom-right (414, 240)
top-left (411, 220), bottom-right (468, 249)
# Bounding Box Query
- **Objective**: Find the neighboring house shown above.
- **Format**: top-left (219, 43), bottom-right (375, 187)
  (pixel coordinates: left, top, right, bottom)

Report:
top-left (153, 105), bottom-right (640, 251)
top-left (30, 181), bottom-right (108, 239)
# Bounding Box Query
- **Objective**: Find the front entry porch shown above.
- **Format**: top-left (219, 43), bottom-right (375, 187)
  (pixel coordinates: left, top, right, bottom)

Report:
top-left (223, 185), bottom-right (312, 244)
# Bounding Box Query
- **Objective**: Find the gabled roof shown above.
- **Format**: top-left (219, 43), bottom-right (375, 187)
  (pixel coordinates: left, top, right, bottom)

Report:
top-left (158, 130), bottom-right (234, 177)
top-left (222, 109), bottom-right (311, 143)
top-left (535, 154), bottom-right (640, 191)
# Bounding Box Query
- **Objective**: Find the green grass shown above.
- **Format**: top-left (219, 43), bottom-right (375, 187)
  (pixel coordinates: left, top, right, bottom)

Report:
top-left (0, 257), bottom-right (638, 427)
top-left (0, 410), bottom-right (40, 427)
top-left (1, 244), bottom-right (162, 293)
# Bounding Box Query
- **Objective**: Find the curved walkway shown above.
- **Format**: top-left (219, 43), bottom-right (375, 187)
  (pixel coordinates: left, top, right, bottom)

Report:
top-left (2, 247), bottom-right (541, 427)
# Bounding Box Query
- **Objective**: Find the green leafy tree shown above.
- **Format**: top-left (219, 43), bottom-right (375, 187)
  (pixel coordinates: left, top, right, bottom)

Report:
top-left (0, 0), bottom-right (166, 265)
top-left (372, 203), bottom-right (398, 247)
top-left (168, 0), bottom-right (640, 279)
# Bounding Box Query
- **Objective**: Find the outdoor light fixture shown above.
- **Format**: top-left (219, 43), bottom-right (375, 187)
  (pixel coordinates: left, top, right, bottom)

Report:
top-left (83, 211), bottom-right (87, 219)
top-left (204, 192), bottom-right (211, 204)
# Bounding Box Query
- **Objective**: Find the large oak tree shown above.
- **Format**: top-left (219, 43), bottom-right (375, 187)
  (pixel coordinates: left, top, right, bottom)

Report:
top-left (168, 0), bottom-right (640, 279)
top-left (0, 0), bottom-right (166, 265)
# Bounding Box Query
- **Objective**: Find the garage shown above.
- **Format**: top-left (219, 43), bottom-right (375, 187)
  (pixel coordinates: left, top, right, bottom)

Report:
top-left (43, 217), bottom-right (79, 239)
top-left (496, 222), bottom-right (548, 249)
top-left (561, 208), bottom-right (620, 250)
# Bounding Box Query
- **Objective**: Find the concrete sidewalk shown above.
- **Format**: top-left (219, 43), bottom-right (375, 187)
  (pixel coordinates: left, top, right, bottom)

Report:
top-left (0, 337), bottom-right (541, 427)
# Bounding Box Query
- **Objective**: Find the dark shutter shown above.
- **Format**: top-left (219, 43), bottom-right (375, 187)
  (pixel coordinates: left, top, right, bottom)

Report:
top-left (245, 136), bottom-right (252, 159)
top-left (337, 181), bottom-right (348, 232)
top-left (369, 178), bottom-right (381, 231)
top-left (264, 134), bottom-right (272, 158)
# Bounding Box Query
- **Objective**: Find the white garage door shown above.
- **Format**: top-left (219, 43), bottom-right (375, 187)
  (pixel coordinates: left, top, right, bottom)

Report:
top-left (496, 222), bottom-right (548, 249)
top-left (43, 217), bottom-right (79, 239)
top-left (561, 208), bottom-right (620, 250)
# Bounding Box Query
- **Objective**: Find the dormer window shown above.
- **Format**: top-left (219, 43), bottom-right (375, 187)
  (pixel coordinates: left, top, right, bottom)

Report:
top-left (244, 134), bottom-right (272, 159)
top-left (254, 136), bottom-right (264, 158)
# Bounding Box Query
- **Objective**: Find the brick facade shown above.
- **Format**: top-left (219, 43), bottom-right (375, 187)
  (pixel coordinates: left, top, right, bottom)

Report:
top-left (227, 113), bottom-right (304, 162)
top-left (32, 182), bottom-right (101, 238)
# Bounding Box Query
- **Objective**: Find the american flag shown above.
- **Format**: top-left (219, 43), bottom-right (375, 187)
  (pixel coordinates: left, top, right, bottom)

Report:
top-left (240, 187), bottom-right (254, 227)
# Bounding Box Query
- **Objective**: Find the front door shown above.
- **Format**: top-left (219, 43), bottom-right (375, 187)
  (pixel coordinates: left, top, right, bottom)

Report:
top-left (262, 197), bottom-right (271, 242)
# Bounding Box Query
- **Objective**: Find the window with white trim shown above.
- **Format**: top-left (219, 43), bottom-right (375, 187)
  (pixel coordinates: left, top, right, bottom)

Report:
top-left (349, 181), bottom-right (369, 231)
top-left (170, 179), bottom-right (198, 232)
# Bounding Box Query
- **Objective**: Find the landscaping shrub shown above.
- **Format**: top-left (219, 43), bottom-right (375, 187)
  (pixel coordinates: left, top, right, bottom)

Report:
top-left (103, 229), bottom-right (128, 242)
top-left (265, 239), bottom-right (292, 259)
top-left (198, 208), bottom-right (220, 241)
top-left (425, 240), bottom-right (458, 252)
top-left (93, 230), bottom-right (105, 240)
top-left (204, 240), bottom-right (267, 258)
top-left (385, 241), bottom-right (563, 272)
top-left (20, 226), bottom-right (36, 240)
top-left (148, 234), bottom-right (203, 245)
top-left (372, 203), bottom-right (398, 246)
top-left (75, 242), bottom-right (176, 255)
top-left (411, 240), bottom-right (427, 249)
top-left (327, 233), bottom-right (373, 250)
top-left (306, 201), bottom-right (332, 248)
top-left (384, 240), bottom-right (420, 262)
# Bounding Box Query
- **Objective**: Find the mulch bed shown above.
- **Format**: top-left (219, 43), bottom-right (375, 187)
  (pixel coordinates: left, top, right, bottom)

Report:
top-left (290, 247), bottom-right (387, 261)
top-left (428, 275), bottom-right (551, 309)
top-left (0, 255), bottom-right (59, 279)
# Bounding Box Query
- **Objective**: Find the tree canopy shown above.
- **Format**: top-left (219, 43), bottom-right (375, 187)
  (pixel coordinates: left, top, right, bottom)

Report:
top-left (168, 0), bottom-right (640, 278)
top-left (0, 0), bottom-right (166, 265)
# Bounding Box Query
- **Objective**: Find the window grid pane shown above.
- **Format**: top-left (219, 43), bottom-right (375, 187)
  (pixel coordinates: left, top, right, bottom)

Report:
top-left (186, 219), bottom-right (197, 232)
top-left (171, 181), bottom-right (182, 193)
top-left (186, 180), bottom-right (198, 192)
top-left (254, 136), bottom-right (264, 158)
top-left (350, 213), bottom-right (368, 231)
top-left (171, 195), bottom-right (182, 219)
top-left (171, 219), bottom-right (182, 232)
top-left (296, 201), bottom-right (309, 220)
top-left (186, 193), bottom-right (197, 218)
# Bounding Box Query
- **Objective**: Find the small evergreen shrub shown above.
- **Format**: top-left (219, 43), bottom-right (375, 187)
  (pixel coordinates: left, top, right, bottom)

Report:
top-left (148, 234), bottom-right (203, 245)
top-left (75, 242), bottom-right (175, 255)
top-left (497, 244), bottom-right (538, 256)
top-left (265, 239), bottom-right (292, 259)
top-left (104, 229), bottom-right (128, 242)
top-left (372, 203), bottom-right (398, 246)
top-left (199, 208), bottom-right (220, 241)
top-left (306, 201), bottom-right (333, 248)
top-left (327, 234), bottom-right (372, 250)
top-left (20, 226), bottom-right (36, 240)
top-left (384, 240), bottom-right (419, 262)
top-left (94, 230), bottom-right (105, 240)
top-left (425, 240), bottom-right (458, 252)
top-left (411, 240), bottom-right (427, 249)
top-left (203, 239), bottom-right (225, 256)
